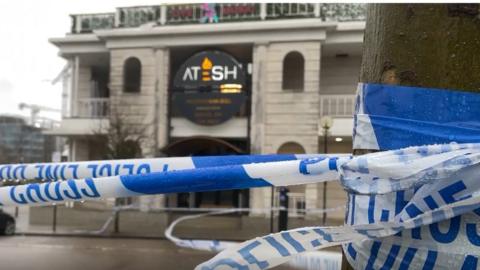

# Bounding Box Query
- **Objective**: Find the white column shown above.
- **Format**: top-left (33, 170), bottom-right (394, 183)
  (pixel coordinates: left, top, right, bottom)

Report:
top-left (75, 16), bottom-right (82, 33)
top-left (72, 56), bottom-right (80, 118)
top-left (250, 42), bottom-right (268, 155)
top-left (314, 3), bottom-right (321, 18)
top-left (114, 8), bottom-right (121, 27)
top-left (155, 47), bottom-right (170, 150)
top-left (160, 5), bottom-right (167, 25)
top-left (249, 42), bottom-right (269, 216)
top-left (137, 46), bottom-right (170, 211)
top-left (260, 3), bottom-right (267, 20)
top-left (306, 42), bottom-right (323, 219)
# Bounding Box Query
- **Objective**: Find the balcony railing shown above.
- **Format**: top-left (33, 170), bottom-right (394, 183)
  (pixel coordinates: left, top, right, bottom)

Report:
top-left (320, 3), bottom-right (366, 22)
top-left (70, 3), bottom-right (366, 33)
top-left (75, 98), bottom-right (109, 118)
top-left (117, 6), bottom-right (161, 28)
top-left (71, 13), bottom-right (115, 34)
top-left (266, 3), bottom-right (316, 19)
top-left (320, 95), bottom-right (356, 117)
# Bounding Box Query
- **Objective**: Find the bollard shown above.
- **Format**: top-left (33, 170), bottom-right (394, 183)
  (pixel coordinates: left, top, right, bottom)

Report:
top-left (278, 187), bottom-right (289, 231)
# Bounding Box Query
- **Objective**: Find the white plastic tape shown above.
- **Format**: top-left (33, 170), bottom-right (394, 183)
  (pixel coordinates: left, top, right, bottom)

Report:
top-left (198, 143), bottom-right (480, 269)
top-left (165, 208), bottom-right (344, 270)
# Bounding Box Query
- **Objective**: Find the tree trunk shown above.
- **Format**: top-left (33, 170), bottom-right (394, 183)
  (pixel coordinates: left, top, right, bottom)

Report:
top-left (361, 4), bottom-right (480, 93)
top-left (343, 4), bottom-right (480, 270)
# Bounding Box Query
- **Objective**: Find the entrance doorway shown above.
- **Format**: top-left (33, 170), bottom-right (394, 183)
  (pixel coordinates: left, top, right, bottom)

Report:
top-left (162, 136), bottom-right (249, 209)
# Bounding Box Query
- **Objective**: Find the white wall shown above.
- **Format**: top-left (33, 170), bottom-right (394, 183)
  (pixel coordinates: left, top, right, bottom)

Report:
top-left (320, 56), bottom-right (361, 95)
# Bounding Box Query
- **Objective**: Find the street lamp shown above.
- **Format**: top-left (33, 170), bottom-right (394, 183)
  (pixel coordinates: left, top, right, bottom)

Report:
top-left (320, 116), bottom-right (333, 225)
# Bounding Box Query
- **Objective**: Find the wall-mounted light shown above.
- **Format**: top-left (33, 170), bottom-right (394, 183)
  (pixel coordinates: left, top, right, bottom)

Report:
top-left (335, 137), bottom-right (343, 142)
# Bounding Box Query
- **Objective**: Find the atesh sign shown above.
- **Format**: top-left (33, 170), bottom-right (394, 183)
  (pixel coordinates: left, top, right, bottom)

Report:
top-left (173, 51), bottom-right (247, 126)
top-left (174, 50), bottom-right (246, 89)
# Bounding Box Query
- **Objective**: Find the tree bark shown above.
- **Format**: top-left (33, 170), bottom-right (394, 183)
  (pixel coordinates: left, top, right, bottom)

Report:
top-left (361, 4), bottom-right (480, 92)
top-left (343, 4), bottom-right (480, 270)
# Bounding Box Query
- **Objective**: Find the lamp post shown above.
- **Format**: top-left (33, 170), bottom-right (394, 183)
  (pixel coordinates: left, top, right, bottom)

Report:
top-left (320, 116), bottom-right (333, 225)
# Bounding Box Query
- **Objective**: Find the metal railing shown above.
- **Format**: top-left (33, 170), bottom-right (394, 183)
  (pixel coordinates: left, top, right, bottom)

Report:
top-left (117, 6), bottom-right (161, 28)
top-left (166, 4), bottom-right (203, 25)
top-left (75, 98), bottom-right (109, 118)
top-left (320, 95), bottom-right (356, 117)
top-left (266, 3), bottom-right (316, 19)
top-left (71, 13), bottom-right (115, 34)
top-left (320, 3), bottom-right (366, 22)
top-left (70, 3), bottom-right (366, 33)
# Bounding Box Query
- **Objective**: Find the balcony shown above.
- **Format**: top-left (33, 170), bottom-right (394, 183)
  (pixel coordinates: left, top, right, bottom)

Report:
top-left (320, 94), bottom-right (355, 118)
top-left (117, 6), bottom-right (161, 28)
top-left (70, 13), bottom-right (115, 34)
top-left (75, 98), bottom-right (109, 118)
top-left (266, 3), bottom-right (316, 19)
top-left (70, 3), bottom-right (366, 34)
top-left (320, 4), bottom-right (366, 22)
top-left (44, 98), bottom-right (109, 136)
top-left (319, 94), bottom-right (355, 137)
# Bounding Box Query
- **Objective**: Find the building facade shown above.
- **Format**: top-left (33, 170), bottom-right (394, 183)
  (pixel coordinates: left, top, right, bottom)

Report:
top-left (0, 115), bottom-right (53, 163)
top-left (49, 3), bottom-right (365, 220)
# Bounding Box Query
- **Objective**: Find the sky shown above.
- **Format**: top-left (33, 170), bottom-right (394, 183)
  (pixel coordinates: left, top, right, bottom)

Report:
top-left (0, 0), bottom-right (163, 121)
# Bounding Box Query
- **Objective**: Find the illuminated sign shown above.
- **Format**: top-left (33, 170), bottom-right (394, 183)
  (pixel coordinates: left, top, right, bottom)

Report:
top-left (173, 51), bottom-right (247, 126)
top-left (174, 50), bottom-right (246, 90)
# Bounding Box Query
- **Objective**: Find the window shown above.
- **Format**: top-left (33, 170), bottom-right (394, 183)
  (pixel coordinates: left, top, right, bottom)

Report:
top-left (282, 51), bottom-right (304, 91)
top-left (277, 142), bottom-right (306, 154)
top-left (123, 57), bottom-right (141, 93)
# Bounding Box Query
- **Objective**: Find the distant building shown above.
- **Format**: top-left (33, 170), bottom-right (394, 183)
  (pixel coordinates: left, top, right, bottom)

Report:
top-left (48, 3), bottom-right (365, 220)
top-left (0, 115), bottom-right (51, 163)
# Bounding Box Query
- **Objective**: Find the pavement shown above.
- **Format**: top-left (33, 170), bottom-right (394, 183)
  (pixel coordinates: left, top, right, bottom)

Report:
top-left (0, 235), bottom-right (296, 270)
top-left (0, 206), bottom-right (343, 269)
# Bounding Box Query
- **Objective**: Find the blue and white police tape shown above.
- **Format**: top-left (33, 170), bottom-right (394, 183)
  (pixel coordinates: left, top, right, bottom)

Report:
top-left (1, 143), bottom-right (478, 269)
top-left (353, 83), bottom-right (480, 151)
top-left (0, 154), bottom-right (334, 181)
top-left (198, 143), bottom-right (480, 270)
top-left (0, 155), bottom-right (346, 206)
top-left (350, 83), bottom-right (480, 269)
top-left (165, 208), bottom-right (343, 270)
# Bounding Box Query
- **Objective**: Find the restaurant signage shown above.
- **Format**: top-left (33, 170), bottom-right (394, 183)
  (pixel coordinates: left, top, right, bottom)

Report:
top-left (173, 51), bottom-right (247, 126)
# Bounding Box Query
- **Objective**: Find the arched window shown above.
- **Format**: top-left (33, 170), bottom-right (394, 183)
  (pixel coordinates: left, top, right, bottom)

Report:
top-left (282, 51), bottom-right (305, 91)
top-left (277, 142), bottom-right (306, 194)
top-left (277, 142), bottom-right (306, 154)
top-left (123, 57), bottom-right (141, 93)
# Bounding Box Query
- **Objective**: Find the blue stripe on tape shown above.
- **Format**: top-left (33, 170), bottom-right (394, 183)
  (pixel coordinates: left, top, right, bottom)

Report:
top-left (423, 195), bottom-right (439, 210)
top-left (368, 195), bottom-right (375, 224)
top-left (265, 236), bottom-right (290, 257)
top-left (380, 209), bottom-right (389, 222)
top-left (461, 255), bottom-right (478, 270)
top-left (365, 241), bottom-right (381, 270)
top-left (238, 240), bottom-right (269, 269)
top-left (405, 204), bottom-right (423, 218)
top-left (120, 165), bottom-right (271, 194)
top-left (422, 250), bottom-right (437, 270)
top-left (399, 247), bottom-right (417, 270)
top-left (192, 154), bottom-right (298, 168)
top-left (347, 243), bottom-right (357, 260)
top-left (380, 244), bottom-right (400, 270)
top-left (350, 194), bottom-right (356, 225)
top-left (328, 157), bottom-right (338, 170)
top-left (360, 83), bottom-right (480, 150)
top-left (281, 232), bottom-right (305, 252)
